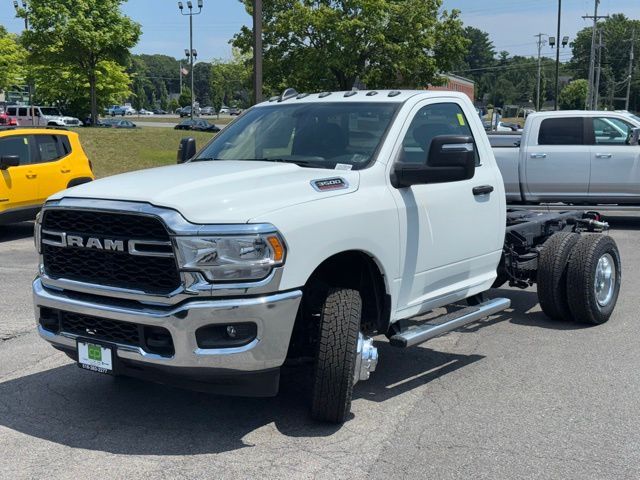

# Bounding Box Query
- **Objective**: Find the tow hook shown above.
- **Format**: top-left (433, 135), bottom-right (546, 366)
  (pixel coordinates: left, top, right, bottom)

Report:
top-left (353, 333), bottom-right (378, 385)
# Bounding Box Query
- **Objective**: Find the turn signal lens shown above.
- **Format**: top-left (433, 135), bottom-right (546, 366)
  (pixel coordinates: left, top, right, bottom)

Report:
top-left (267, 235), bottom-right (284, 262)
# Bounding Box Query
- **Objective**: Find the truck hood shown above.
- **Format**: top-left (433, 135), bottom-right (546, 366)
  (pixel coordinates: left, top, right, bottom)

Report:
top-left (52, 160), bottom-right (360, 224)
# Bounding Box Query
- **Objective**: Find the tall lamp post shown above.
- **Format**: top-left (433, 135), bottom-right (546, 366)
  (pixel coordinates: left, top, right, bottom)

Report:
top-left (549, 34), bottom-right (570, 110)
top-left (178, 0), bottom-right (203, 120)
top-left (13, 0), bottom-right (33, 123)
top-left (253, 0), bottom-right (263, 104)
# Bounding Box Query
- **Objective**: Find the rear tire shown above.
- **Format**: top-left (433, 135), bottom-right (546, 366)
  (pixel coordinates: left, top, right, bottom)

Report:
top-left (566, 234), bottom-right (621, 325)
top-left (310, 288), bottom-right (361, 423)
top-left (537, 232), bottom-right (580, 321)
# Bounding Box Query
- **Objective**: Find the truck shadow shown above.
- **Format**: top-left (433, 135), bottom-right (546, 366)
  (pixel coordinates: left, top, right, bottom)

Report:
top-left (0, 222), bottom-right (34, 242)
top-left (0, 345), bottom-right (482, 455)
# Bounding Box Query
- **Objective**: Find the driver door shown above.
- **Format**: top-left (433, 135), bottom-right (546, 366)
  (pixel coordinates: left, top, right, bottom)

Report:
top-left (0, 134), bottom-right (38, 211)
top-left (390, 99), bottom-right (504, 315)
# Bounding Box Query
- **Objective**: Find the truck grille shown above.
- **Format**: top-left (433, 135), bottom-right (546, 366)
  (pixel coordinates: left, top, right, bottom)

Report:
top-left (42, 209), bottom-right (181, 294)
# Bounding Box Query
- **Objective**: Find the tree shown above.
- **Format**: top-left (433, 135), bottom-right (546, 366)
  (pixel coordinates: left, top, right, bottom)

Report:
top-left (19, 0), bottom-right (141, 124)
top-left (193, 62), bottom-right (213, 106)
top-left (559, 79), bottom-right (588, 110)
top-left (32, 60), bottom-right (131, 118)
top-left (233, 0), bottom-right (468, 93)
top-left (0, 27), bottom-right (26, 92)
top-left (210, 52), bottom-right (252, 109)
top-left (178, 87), bottom-right (192, 107)
top-left (569, 14), bottom-right (640, 110)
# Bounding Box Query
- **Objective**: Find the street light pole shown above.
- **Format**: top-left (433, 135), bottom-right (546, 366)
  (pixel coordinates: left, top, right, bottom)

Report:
top-left (179, 0), bottom-right (203, 120)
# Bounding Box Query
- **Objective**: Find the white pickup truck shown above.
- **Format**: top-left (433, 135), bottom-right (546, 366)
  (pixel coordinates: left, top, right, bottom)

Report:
top-left (490, 111), bottom-right (640, 204)
top-left (33, 90), bottom-right (621, 423)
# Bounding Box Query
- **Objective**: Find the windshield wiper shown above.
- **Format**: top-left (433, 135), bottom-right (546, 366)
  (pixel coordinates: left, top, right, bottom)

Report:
top-left (253, 158), bottom-right (330, 168)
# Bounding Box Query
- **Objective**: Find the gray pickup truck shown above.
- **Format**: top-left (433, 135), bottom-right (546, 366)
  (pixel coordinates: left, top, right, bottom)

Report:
top-left (490, 111), bottom-right (640, 205)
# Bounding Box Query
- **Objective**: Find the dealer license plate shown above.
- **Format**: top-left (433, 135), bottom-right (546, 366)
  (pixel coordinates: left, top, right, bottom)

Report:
top-left (77, 339), bottom-right (114, 374)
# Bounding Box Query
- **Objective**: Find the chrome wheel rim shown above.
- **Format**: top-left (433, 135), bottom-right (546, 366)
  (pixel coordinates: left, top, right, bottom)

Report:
top-left (594, 253), bottom-right (615, 307)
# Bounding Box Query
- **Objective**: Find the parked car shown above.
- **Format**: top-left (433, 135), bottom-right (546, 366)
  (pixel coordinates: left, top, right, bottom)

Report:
top-left (32, 90), bottom-right (621, 424)
top-left (200, 106), bottom-right (216, 115)
top-left (228, 107), bottom-right (242, 116)
top-left (489, 110), bottom-right (640, 204)
top-left (218, 106), bottom-right (230, 115)
top-left (5, 105), bottom-right (81, 127)
top-left (98, 119), bottom-right (137, 129)
top-left (180, 106), bottom-right (201, 118)
top-left (0, 127), bottom-right (94, 225)
top-left (0, 113), bottom-right (18, 126)
top-left (189, 119), bottom-right (221, 132)
top-left (107, 105), bottom-right (127, 116)
top-left (152, 109), bottom-right (168, 115)
top-left (174, 119), bottom-right (198, 130)
top-left (138, 109), bottom-right (154, 116)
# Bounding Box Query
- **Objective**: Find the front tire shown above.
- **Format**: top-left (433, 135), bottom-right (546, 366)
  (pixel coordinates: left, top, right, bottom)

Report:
top-left (566, 234), bottom-right (621, 325)
top-left (310, 288), bottom-right (361, 423)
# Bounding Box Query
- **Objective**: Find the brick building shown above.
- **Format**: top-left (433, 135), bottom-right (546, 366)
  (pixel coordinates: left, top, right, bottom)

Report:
top-left (427, 74), bottom-right (475, 102)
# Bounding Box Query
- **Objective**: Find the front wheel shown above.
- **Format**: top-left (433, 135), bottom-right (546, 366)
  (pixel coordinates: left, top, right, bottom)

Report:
top-left (566, 234), bottom-right (621, 325)
top-left (310, 288), bottom-right (361, 423)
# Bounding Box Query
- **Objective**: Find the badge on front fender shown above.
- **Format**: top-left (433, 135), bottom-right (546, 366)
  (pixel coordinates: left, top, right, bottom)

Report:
top-left (311, 177), bottom-right (348, 192)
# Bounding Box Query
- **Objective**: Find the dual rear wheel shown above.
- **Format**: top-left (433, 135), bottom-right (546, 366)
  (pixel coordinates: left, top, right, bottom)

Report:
top-left (537, 232), bottom-right (621, 324)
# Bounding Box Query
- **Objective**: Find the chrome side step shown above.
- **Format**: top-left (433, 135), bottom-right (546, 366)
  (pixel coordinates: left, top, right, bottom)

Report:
top-left (389, 297), bottom-right (511, 348)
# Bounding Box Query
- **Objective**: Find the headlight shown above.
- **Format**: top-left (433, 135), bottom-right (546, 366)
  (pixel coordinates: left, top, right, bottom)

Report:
top-left (174, 233), bottom-right (285, 282)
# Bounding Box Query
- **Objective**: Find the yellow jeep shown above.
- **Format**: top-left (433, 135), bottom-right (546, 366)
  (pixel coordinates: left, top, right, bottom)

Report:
top-left (0, 127), bottom-right (94, 225)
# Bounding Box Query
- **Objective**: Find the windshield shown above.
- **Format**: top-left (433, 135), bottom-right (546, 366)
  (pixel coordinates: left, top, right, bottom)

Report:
top-left (39, 107), bottom-right (62, 116)
top-left (194, 102), bottom-right (398, 170)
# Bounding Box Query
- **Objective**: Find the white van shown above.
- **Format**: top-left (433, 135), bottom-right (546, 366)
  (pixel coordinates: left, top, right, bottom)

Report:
top-left (5, 105), bottom-right (81, 127)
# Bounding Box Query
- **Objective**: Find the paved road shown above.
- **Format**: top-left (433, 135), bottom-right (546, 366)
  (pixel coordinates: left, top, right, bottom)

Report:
top-left (1, 216), bottom-right (639, 479)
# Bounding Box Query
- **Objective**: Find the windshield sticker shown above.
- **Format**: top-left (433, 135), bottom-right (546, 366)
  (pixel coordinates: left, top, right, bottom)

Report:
top-left (335, 163), bottom-right (353, 171)
top-left (312, 178), bottom-right (349, 192)
top-left (457, 113), bottom-right (465, 126)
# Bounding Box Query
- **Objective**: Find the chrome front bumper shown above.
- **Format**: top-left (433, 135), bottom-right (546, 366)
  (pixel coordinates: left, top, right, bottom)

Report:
top-left (33, 278), bottom-right (302, 373)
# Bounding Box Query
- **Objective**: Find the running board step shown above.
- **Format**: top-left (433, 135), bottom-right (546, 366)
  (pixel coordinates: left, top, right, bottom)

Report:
top-left (389, 297), bottom-right (511, 348)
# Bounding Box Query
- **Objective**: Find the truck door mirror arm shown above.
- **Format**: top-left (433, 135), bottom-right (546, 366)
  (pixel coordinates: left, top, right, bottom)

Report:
top-left (391, 135), bottom-right (476, 188)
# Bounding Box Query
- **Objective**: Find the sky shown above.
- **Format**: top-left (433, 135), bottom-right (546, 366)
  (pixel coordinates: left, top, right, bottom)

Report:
top-left (1, 0), bottom-right (639, 64)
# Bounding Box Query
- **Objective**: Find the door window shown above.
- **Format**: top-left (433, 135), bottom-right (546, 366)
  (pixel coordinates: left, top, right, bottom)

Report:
top-left (0, 136), bottom-right (32, 165)
top-left (538, 117), bottom-right (584, 145)
top-left (593, 117), bottom-right (634, 145)
top-left (399, 102), bottom-right (479, 165)
top-left (6, 107), bottom-right (16, 116)
top-left (18, 107), bottom-right (28, 116)
top-left (34, 135), bottom-right (66, 163)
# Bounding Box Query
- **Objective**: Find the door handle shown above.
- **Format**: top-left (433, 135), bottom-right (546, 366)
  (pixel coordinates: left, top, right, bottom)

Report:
top-left (595, 153), bottom-right (613, 159)
top-left (530, 153), bottom-right (547, 159)
top-left (473, 185), bottom-right (494, 196)
top-left (26, 173), bottom-right (37, 179)
top-left (60, 168), bottom-right (71, 173)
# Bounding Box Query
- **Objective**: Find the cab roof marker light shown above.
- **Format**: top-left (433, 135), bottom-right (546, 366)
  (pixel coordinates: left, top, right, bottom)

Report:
top-left (344, 91), bottom-right (357, 97)
top-left (318, 92), bottom-right (332, 98)
top-left (296, 93), bottom-right (310, 99)
top-left (388, 91), bottom-right (401, 97)
top-left (366, 91), bottom-right (379, 96)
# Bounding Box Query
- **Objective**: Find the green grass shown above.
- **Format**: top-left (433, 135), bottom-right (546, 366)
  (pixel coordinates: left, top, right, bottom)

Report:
top-left (77, 128), bottom-right (216, 178)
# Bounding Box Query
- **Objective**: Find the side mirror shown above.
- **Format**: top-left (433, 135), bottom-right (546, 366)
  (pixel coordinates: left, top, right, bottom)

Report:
top-left (630, 128), bottom-right (640, 146)
top-left (177, 137), bottom-right (196, 164)
top-left (0, 155), bottom-right (20, 170)
top-left (392, 135), bottom-right (476, 188)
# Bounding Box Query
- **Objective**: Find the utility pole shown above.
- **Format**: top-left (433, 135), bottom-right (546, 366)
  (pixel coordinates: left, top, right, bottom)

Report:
top-left (179, 61), bottom-right (183, 95)
top-left (625, 29), bottom-right (636, 111)
top-left (594, 29), bottom-right (603, 109)
top-left (583, 0), bottom-right (608, 109)
top-left (253, 0), bottom-right (263, 104)
top-left (178, 1), bottom-right (203, 120)
top-left (554, 0), bottom-right (562, 110)
top-left (535, 33), bottom-right (547, 111)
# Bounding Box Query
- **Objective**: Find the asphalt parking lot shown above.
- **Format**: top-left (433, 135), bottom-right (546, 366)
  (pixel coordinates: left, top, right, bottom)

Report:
top-left (1, 215), bottom-right (640, 479)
